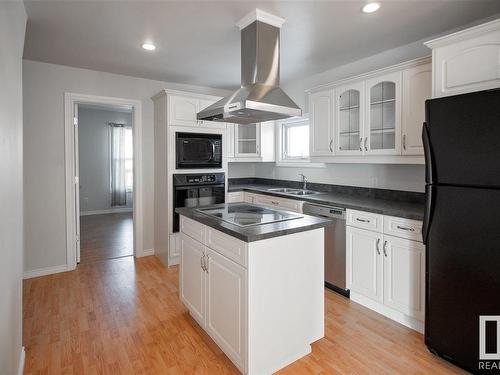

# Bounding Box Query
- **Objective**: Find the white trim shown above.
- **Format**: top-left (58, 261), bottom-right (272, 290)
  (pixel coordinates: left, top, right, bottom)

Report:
top-left (236, 9), bottom-right (285, 30)
top-left (424, 18), bottom-right (500, 48)
top-left (151, 88), bottom-right (222, 102)
top-left (65, 93), bottom-right (144, 273)
top-left (80, 208), bottom-right (133, 216)
top-left (17, 346), bottom-right (26, 375)
top-left (143, 248), bottom-right (155, 256)
top-left (306, 56), bottom-right (431, 94)
top-left (350, 291), bottom-right (424, 333)
top-left (23, 264), bottom-right (69, 279)
top-left (310, 155), bottom-right (425, 165)
top-left (17, 347), bottom-right (25, 375)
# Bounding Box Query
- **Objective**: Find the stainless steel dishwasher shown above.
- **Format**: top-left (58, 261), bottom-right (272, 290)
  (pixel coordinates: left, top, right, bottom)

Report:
top-left (303, 203), bottom-right (349, 298)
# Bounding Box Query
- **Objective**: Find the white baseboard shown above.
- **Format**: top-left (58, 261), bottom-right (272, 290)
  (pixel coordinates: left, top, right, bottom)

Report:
top-left (142, 248), bottom-right (154, 256)
top-left (350, 291), bottom-right (424, 333)
top-left (17, 346), bottom-right (25, 375)
top-left (80, 207), bottom-right (133, 216)
top-left (23, 264), bottom-right (70, 279)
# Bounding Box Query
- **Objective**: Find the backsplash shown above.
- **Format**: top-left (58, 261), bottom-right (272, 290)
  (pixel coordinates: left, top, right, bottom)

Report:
top-left (228, 177), bottom-right (425, 204)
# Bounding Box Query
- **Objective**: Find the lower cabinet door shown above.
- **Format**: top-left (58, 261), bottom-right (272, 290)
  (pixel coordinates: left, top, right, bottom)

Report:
top-left (346, 226), bottom-right (383, 303)
top-left (383, 235), bottom-right (425, 320)
top-left (205, 248), bottom-right (247, 370)
top-left (179, 234), bottom-right (205, 325)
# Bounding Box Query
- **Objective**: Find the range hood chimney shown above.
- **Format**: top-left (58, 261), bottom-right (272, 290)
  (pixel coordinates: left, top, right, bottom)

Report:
top-left (197, 10), bottom-right (302, 124)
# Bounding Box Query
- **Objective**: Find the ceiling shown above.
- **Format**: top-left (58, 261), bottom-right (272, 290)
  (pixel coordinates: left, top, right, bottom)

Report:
top-left (23, 1), bottom-right (500, 90)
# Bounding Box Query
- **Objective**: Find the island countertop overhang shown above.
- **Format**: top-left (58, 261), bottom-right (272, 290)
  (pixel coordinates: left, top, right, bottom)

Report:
top-left (175, 203), bottom-right (332, 243)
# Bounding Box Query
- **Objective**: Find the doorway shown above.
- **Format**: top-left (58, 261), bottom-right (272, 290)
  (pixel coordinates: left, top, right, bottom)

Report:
top-left (65, 93), bottom-right (143, 270)
top-left (77, 103), bottom-right (134, 263)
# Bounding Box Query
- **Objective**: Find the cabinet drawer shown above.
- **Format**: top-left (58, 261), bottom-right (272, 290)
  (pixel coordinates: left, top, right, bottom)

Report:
top-left (205, 227), bottom-right (247, 268)
top-left (254, 194), bottom-right (302, 213)
top-left (226, 191), bottom-right (244, 203)
top-left (180, 215), bottom-right (205, 243)
top-left (347, 209), bottom-right (383, 232)
top-left (384, 216), bottom-right (422, 242)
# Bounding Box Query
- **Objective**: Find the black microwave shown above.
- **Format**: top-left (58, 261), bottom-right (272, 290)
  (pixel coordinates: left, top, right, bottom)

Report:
top-left (176, 132), bottom-right (222, 169)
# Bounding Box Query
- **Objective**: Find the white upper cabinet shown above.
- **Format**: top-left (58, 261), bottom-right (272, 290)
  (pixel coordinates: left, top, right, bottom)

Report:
top-left (309, 89), bottom-right (334, 156)
top-left (231, 122), bottom-right (275, 162)
top-left (199, 99), bottom-right (226, 129)
top-left (234, 123), bottom-right (260, 157)
top-left (364, 72), bottom-right (402, 155)
top-left (168, 94), bottom-right (225, 128)
top-left (402, 63), bottom-right (432, 155)
top-left (169, 95), bottom-right (200, 126)
top-left (225, 123), bottom-right (235, 158)
top-left (425, 19), bottom-right (500, 98)
top-left (336, 82), bottom-right (364, 155)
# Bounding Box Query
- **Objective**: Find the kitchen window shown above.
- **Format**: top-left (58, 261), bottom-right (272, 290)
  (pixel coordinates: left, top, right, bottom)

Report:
top-left (282, 118), bottom-right (310, 160)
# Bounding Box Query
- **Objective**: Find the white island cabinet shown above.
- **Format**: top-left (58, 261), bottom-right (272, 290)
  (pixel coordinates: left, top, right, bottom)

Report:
top-left (178, 213), bottom-right (325, 374)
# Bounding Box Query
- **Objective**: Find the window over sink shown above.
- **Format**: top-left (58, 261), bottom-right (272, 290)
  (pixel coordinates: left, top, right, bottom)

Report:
top-left (281, 116), bottom-right (310, 161)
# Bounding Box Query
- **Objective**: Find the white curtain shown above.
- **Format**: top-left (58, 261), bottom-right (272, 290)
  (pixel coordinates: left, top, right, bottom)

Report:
top-left (110, 124), bottom-right (127, 206)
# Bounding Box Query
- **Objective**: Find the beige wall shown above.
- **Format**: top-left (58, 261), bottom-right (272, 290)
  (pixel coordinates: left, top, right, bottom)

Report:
top-left (0, 1), bottom-right (26, 373)
top-left (23, 60), bottom-right (230, 273)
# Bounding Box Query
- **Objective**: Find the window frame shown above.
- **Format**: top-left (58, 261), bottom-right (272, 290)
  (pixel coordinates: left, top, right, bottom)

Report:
top-left (276, 115), bottom-right (325, 168)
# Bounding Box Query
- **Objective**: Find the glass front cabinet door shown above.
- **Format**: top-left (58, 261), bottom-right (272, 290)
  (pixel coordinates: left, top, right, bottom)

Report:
top-left (234, 123), bottom-right (260, 157)
top-left (364, 72), bottom-right (401, 155)
top-left (336, 82), bottom-right (364, 155)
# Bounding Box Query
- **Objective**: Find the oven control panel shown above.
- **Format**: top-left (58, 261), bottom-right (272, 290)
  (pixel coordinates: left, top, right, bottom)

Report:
top-left (186, 174), bottom-right (216, 184)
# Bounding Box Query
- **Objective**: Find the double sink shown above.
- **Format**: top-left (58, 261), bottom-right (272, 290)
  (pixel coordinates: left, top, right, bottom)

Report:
top-left (267, 187), bottom-right (321, 196)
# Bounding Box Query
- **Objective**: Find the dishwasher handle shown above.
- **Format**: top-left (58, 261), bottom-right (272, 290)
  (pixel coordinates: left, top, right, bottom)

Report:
top-left (303, 203), bottom-right (346, 220)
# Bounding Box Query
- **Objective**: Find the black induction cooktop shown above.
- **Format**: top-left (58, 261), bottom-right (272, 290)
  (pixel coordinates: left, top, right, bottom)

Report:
top-left (197, 204), bottom-right (303, 227)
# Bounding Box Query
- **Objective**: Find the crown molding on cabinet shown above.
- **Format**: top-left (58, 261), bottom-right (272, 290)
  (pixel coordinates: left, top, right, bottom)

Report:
top-left (306, 56), bottom-right (431, 94)
top-left (424, 18), bottom-right (500, 48)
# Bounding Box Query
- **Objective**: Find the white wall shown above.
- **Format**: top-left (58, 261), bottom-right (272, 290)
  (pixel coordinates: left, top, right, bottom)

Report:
top-left (253, 163), bottom-right (425, 192)
top-left (228, 39), bottom-right (430, 193)
top-left (23, 60), bottom-right (230, 273)
top-left (78, 107), bottom-right (133, 213)
top-left (0, 1), bottom-right (26, 373)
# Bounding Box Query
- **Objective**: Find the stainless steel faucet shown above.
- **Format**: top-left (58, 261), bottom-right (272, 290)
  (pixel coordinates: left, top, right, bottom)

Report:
top-left (299, 173), bottom-right (308, 190)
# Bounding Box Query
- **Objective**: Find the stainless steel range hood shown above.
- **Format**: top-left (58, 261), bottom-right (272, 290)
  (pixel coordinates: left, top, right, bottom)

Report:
top-left (197, 12), bottom-right (302, 124)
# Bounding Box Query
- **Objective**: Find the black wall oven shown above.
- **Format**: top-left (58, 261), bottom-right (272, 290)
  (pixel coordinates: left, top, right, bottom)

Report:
top-left (176, 132), bottom-right (222, 169)
top-left (173, 173), bottom-right (225, 232)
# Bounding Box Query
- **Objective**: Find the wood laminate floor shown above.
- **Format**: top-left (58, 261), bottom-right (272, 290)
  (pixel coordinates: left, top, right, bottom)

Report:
top-left (23, 256), bottom-right (466, 375)
top-left (79, 212), bottom-right (133, 263)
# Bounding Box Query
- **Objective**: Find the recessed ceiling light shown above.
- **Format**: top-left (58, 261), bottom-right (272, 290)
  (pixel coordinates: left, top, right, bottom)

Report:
top-left (361, 2), bottom-right (381, 13)
top-left (141, 43), bottom-right (156, 51)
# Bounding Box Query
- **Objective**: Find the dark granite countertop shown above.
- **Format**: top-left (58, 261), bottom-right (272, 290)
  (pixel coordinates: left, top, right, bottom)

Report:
top-left (176, 203), bottom-right (332, 243)
top-left (228, 184), bottom-right (425, 221)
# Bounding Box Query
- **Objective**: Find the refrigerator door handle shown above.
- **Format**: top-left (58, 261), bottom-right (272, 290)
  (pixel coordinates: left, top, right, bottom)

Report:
top-left (422, 121), bottom-right (434, 185)
top-left (422, 185), bottom-right (434, 245)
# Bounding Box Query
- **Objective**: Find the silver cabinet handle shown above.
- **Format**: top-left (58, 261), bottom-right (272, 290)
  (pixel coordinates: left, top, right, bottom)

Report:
top-left (359, 138), bottom-right (363, 151)
top-left (383, 240), bottom-right (388, 257)
top-left (271, 201), bottom-right (279, 205)
top-left (205, 255), bottom-right (210, 273)
top-left (376, 238), bottom-right (381, 255)
top-left (356, 218), bottom-right (370, 223)
top-left (200, 254), bottom-right (206, 271)
top-left (397, 225), bottom-right (415, 231)
top-left (329, 139), bottom-right (333, 152)
top-left (403, 135), bottom-right (406, 150)
top-left (364, 137), bottom-right (368, 151)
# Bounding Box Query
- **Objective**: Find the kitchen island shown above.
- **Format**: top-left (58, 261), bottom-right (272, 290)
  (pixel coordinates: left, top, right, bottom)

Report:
top-left (175, 203), bottom-right (331, 375)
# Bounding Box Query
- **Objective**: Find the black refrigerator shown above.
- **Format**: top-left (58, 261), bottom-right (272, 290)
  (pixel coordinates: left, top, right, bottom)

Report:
top-left (423, 88), bottom-right (500, 373)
